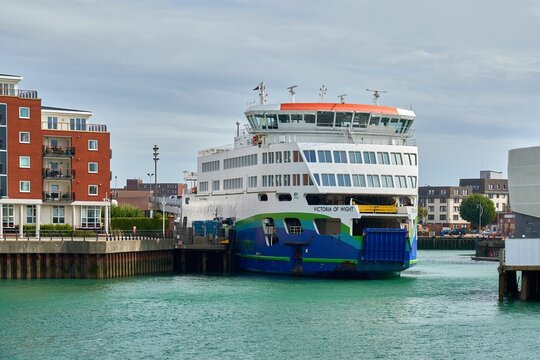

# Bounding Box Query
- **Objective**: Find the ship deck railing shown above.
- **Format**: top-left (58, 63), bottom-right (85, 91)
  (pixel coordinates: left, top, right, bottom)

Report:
top-left (198, 143), bottom-right (234, 157)
top-left (355, 204), bottom-right (398, 214)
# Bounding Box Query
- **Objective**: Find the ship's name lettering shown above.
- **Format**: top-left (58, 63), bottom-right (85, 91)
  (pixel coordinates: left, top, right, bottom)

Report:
top-left (313, 206), bottom-right (354, 212)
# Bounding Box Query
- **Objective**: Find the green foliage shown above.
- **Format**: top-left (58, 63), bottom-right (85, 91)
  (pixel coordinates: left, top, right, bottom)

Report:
top-left (111, 217), bottom-right (162, 230)
top-left (417, 207), bottom-right (428, 223)
top-left (459, 194), bottom-right (496, 229)
top-left (23, 224), bottom-right (74, 236)
top-left (110, 205), bottom-right (144, 218)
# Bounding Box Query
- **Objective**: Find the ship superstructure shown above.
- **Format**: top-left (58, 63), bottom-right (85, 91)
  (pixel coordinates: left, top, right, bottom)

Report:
top-left (181, 84), bottom-right (418, 277)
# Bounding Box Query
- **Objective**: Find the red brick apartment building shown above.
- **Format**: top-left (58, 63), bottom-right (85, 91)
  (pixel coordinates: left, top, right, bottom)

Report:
top-left (0, 73), bottom-right (111, 236)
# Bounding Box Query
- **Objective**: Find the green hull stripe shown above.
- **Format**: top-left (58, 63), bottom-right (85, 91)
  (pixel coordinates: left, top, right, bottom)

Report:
top-left (303, 258), bottom-right (358, 264)
top-left (236, 254), bottom-right (290, 262)
top-left (409, 259), bottom-right (418, 265)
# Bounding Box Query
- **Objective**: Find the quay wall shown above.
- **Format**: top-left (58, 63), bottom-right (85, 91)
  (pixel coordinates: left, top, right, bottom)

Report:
top-left (417, 236), bottom-right (478, 250)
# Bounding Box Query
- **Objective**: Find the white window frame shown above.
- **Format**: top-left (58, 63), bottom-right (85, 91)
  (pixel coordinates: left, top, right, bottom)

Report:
top-left (88, 184), bottom-right (98, 196)
top-left (88, 140), bottom-right (98, 151)
top-left (19, 131), bottom-right (30, 143)
top-left (88, 162), bottom-right (98, 173)
top-left (19, 107), bottom-right (30, 119)
top-left (19, 156), bottom-right (30, 168)
top-left (20, 180), bottom-right (30, 192)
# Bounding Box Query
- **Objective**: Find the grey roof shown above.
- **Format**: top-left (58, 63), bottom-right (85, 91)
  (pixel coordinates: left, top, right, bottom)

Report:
top-left (42, 106), bottom-right (91, 113)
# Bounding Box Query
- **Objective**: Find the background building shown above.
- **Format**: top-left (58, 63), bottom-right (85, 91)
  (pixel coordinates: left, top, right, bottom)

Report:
top-left (419, 186), bottom-right (472, 233)
top-left (0, 73), bottom-right (111, 236)
top-left (459, 170), bottom-right (509, 213)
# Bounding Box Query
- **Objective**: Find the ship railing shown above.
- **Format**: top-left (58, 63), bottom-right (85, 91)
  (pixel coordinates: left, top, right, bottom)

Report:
top-left (198, 143), bottom-right (234, 156)
top-left (356, 204), bottom-right (398, 214)
top-left (288, 226), bottom-right (303, 235)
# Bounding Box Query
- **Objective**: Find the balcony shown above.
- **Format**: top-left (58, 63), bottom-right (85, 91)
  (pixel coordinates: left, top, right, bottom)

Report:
top-left (42, 191), bottom-right (74, 202)
top-left (0, 88), bottom-right (39, 99)
top-left (41, 122), bottom-right (107, 132)
top-left (43, 168), bottom-right (74, 180)
top-left (43, 145), bottom-right (75, 157)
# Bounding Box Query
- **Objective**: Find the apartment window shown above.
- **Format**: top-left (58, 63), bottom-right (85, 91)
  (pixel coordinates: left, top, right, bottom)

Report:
top-left (19, 107), bottom-right (30, 119)
top-left (440, 189), bottom-right (447, 195)
top-left (88, 140), bottom-right (98, 150)
top-left (20, 181), bottom-right (30, 192)
top-left (488, 184), bottom-right (494, 190)
top-left (428, 198), bottom-right (434, 203)
top-left (440, 206), bottom-right (447, 212)
top-left (52, 206), bottom-right (65, 224)
top-left (453, 215), bottom-right (459, 221)
top-left (428, 189), bottom-right (435, 195)
top-left (248, 176), bottom-right (257, 188)
top-left (428, 206), bottom-right (434, 212)
top-left (440, 198), bottom-right (447, 203)
top-left (428, 215), bottom-right (434, 221)
top-left (88, 162), bottom-right (98, 173)
top-left (70, 118), bottom-right (87, 131)
top-left (19, 132), bottom-right (30, 143)
top-left (463, 190), bottom-right (468, 195)
top-left (2, 204), bottom-right (14, 227)
top-left (89, 185), bottom-right (98, 196)
top-left (453, 206), bottom-right (460, 212)
top-left (47, 116), bottom-right (58, 129)
top-left (454, 198), bottom-right (460, 203)
top-left (440, 215), bottom-right (447, 221)
top-left (199, 181), bottom-right (209, 192)
top-left (26, 205), bottom-right (36, 224)
top-left (453, 189), bottom-right (459, 195)
top-left (81, 206), bottom-right (101, 228)
top-left (19, 156), bottom-right (30, 168)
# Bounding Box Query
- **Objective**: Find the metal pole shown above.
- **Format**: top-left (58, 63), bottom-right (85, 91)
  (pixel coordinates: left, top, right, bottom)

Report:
top-left (153, 145), bottom-right (159, 196)
top-left (161, 200), bottom-right (166, 238)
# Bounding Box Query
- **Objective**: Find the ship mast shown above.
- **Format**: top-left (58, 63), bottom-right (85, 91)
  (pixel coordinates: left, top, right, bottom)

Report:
top-left (366, 88), bottom-right (387, 105)
top-left (254, 82), bottom-right (267, 104)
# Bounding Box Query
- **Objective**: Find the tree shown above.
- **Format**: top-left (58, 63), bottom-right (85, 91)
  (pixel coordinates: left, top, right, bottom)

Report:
top-left (417, 207), bottom-right (428, 224)
top-left (459, 194), bottom-right (496, 230)
top-left (110, 204), bottom-right (144, 218)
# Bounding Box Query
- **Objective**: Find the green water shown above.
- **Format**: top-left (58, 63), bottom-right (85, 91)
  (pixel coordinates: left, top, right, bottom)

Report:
top-left (1, 250), bottom-right (540, 359)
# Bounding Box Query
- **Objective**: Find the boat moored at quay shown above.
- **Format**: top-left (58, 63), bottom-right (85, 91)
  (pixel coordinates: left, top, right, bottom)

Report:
top-left (181, 84), bottom-right (418, 277)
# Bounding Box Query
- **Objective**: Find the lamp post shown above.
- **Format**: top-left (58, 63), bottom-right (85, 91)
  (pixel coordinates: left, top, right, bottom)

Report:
top-left (147, 173), bottom-right (154, 194)
top-left (477, 203), bottom-right (483, 234)
top-left (103, 196), bottom-right (110, 236)
top-left (161, 200), bottom-right (166, 238)
top-left (153, 145), bottom-right (159, 195)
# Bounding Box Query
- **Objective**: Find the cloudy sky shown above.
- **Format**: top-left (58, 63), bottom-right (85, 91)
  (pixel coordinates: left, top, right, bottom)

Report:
top-left (2, 0), bottom-right (540, 187)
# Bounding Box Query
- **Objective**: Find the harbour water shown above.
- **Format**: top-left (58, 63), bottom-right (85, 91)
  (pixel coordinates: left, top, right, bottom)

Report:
top-left (1, 250), bottom-right (540, 359)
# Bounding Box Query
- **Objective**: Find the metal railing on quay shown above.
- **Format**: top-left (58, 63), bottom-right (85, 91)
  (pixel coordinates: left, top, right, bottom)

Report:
top-left (1, 229), bottom-right (173, 242)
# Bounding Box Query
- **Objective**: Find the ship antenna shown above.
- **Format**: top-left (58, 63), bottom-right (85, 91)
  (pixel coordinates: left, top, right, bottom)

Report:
top-left (287, 85), bottom-right (298, 102)
top-left (366, 88), bottom-right (387, 105)
top-left (253, 82), bottom-right (267, 104)
top-left (337, 94), bottom-right (347, 104)
top-left (319, 84), bottom-right (327, 103)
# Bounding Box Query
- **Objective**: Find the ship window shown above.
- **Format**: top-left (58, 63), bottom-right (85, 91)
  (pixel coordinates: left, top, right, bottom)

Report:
top-left (185, 198), bottom-right (190, 204)
top-left (266, 114), bottom-right (278, 129)
top-left (377, 152), bottom-right (390, 165)
top-left (408, 176), bottom-right (417, 188)
top-left (262, 218), bottom-right (278, 246)
top-left (337, 174), bottom-right (351, 187)
top-left (316, 111), bottom-right (334, 127)
top-left (254, 114), bottom-right (265, 128)
top-left (303, 174), bottom-right (314, 186)
top-left (303, 150), bottom-right (316, 162)
top-left (283, 174), bottom-right (291, 186)
top-left (369, 116), bottom-right (380, 126)
top-left (396, 176), bottom-right (407, 188)
top-left (353, 113), bottom-right (369, 128)
top-left (313, 173), bottom-right (320, 185)
top-left (391, 152), bottom-right (403, 165)
top-left (381, 117), bottom-right (390, 126)
top-left (333, 151), bottom-right (347, 163)
top-left (314, 218), bottom-right (341, 235)
top-left (304, 114), bottom-right (315, 124)
top-left (276, 152), bottom-right (282, 163)
top-left (352, 174), bottom-right (366, 187)
top-left (381, 175), bottom-right (394, 188)
top-left (317, 150), bottom-right (332, 163)
top-left (258, 193), bottom-right (268, 201)
top-left (349, 151), bottom-right (362, 164)
top-left (321, 173), bottom-right (336, 186)
top-left (335, 112), bottom-right (352, 127)
top-left (284, 218), bottom-right (303, 235)
top-left (291, 114), bottom-right (303, 123)
top-left (277, 193), bottom-right (292, 201)
top-left (284, 151), bottom-right (291, 163)
top-left (278, 114), bottom-right (290, 123)
top-left (363, 152), bottom-right (376, 164)
top-left (367, 175), bottom-right (380, 187)
top-left (293, 150), bottom-right (303, 162)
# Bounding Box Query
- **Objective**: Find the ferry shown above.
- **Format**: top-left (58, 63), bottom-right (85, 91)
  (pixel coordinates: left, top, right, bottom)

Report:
top-left (181, 83), bottom-right (418, 278)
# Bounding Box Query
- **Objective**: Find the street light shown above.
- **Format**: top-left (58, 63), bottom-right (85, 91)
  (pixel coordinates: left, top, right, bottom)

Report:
top-left (147, 173), bottom-right (154, 194)
top-left (477, 203), bottom-right (483, 234)
top-left (161, 200), bottom-right (166, 238)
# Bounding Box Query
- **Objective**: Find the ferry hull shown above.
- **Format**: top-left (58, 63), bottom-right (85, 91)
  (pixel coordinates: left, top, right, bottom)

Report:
top-left (234, 212), bottom-right (417, 278)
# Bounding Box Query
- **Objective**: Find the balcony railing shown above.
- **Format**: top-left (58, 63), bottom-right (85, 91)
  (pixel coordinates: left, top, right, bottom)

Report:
top-left (43, 145), bottom-right (75, 157)
top-left (42, 191), bottom-right (74, 202)
top-left (0, 88), bottom-right (39, 99)
top-left (41, 122), bottom-right (107, 132)
top-left (43, 168), bottom-right (74, 180)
